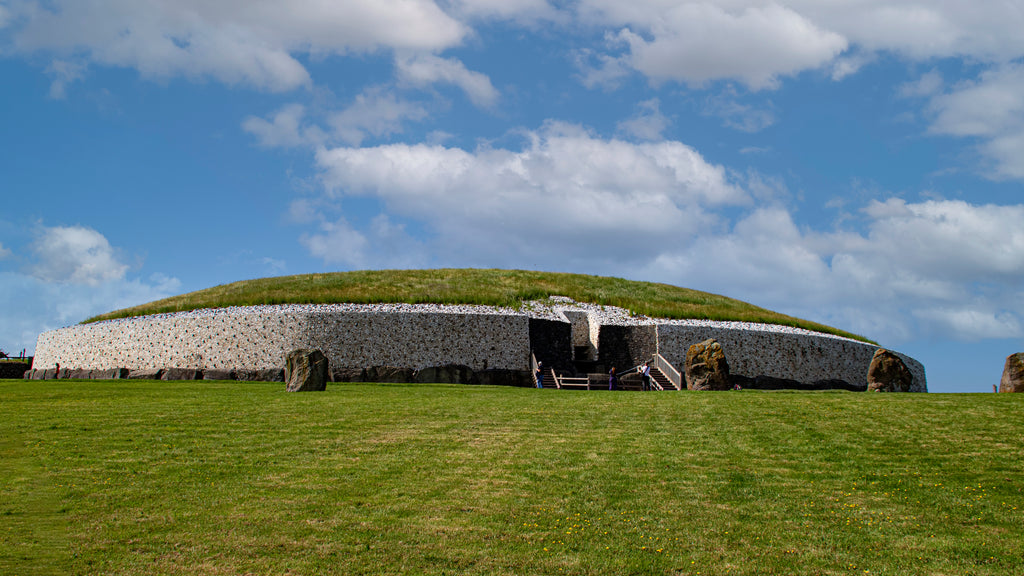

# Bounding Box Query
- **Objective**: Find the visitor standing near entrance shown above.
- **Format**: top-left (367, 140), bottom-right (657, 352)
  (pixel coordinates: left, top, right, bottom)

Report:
top-left (641, 361), bottom-right (651, 391)
top-left (536, 361), bottom-right (544, 388)
top-left (609, 366), bottom-right (618, 391)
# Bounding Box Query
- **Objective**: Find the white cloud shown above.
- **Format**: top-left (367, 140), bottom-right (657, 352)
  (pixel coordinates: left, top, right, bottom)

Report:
top-left (575, 1), bottom-right (1024, 90)
top-left (313, 122), bottom-right (746, 266)
top-left (616, 98), bottom-right (670, 141)
top-left (44, 58), bottom-right (86, 99)
top-left (899, 70), bottom-right (943, 99)
top-left (703, 87), bottom-right (775, 133)
top-left (928, 64), bottom-right (1024, 179)
top-left (242, 103), bottom-right (316, 148)
top-left (395, 53), bottom-right (499, 108)
top-left (791, 1), bottom-right (1024, 63)
top-left (574, 44), bottom-right (633, 90)
top-left (0, 242), bottom-right (11, 260)
top-left (587, 3), bottom-right (847, 90)
top-left (9, 0), bottom-right (466, 92)
top-left (449, 0), bottom-right (561, 24)
top-left (830, 52), bottom-right (874, 81)
top-left (303, 122), bottom-right (1024, 343)
top-left (328, 88), bottom-right (428, 146)
top-left (29, 225), bottom-right (129, 285)
top-left (0, 270), bottom-right (181, 354)
top-left (299, 213), bottom-right (425, 269)
top-left (0, 226), bottom-right (181, 353)
top-left (639, 198), bottom-right (1024, 343)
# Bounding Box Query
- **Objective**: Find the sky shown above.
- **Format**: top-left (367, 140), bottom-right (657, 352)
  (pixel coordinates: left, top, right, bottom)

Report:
top-left (1, 0), bottom-right (1022, 393)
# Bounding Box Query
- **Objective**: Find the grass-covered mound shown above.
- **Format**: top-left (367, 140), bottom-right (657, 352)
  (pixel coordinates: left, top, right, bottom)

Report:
top-left (84, 268), bottom-right (870, 342)
top-left (1, 381), bottom-right (1020, 575)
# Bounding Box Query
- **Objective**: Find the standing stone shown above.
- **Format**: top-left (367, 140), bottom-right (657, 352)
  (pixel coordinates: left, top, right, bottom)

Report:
top-left (1000, 353), bottom-right (1024, 393)
top-left (285, 349), bottom-right (330, 392)
top-left (867, 349), bottom-right (914, 392)
top-left (685, 338), bottom-right (731, 391)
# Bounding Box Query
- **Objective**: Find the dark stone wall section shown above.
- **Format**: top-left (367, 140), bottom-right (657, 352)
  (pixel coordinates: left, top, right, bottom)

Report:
top-left (597, 324), bottom-right (657, 371)
top-left (528, 318), bottom-right (573, 373)
top-left (0, 362), bottom-right (31, 379)
top-left (729, 375), bottom-right (867, 392)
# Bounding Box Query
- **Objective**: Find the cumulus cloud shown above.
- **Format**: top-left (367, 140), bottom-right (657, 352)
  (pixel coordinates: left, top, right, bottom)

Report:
top-left (304, 122), bottom-right (1024, 343)
top-left (583, 2), bottom-right (847, 90)
top-left (616, 99), bottom-right (670, 141)
top-left (703, 87), bottom-right (775, 133)
top-left (448, 0), bottom-right (561, 24)
top-left (300, 213), bottom-right (426, 269)
top-left (8, 0), bottom-right (466, 91)
top-left (395, 53), bottom-right (499, 108)
top-left (313, 122), bottom-right (746, 266)
top-left (1, 226), bottom-right (181, 352)
top-left (328, 88), bottom-right (429, 146)
top-left (0, 270), bottom-right (182, 353)
top-left (899, 70), bottom-right (944, 99)
top-left (928, 64), bottom-right (1024, 179)
top-left (0, 242), bottom-right (11, 260)
top-left (639, 198), bottom-right (1024, 342)
top-left (45, 58), bottom-right (86, 99)
top-left (242, 103), bottom-right (324, 148)
top-left (29, 225), bottom-right (129, 285)
top-left (575, 1), bottom-right (1024, 92)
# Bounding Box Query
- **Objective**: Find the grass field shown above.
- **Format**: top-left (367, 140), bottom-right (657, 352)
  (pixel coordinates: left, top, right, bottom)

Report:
top-left (2, 380), bottom-right (1020, 575)
top-left (81, 269), bottom-right (871, 343)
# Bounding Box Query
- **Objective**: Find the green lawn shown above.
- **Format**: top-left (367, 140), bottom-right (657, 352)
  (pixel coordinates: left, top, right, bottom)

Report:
top-left (81, 269), bottom-right (871, 342)
top-left (2, 380), bottom-right (1020, 575)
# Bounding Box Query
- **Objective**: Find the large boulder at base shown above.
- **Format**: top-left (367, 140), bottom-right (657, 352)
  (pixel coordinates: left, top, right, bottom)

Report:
top-left (364, 366), bottom-right (416, 383)
top-left (285, 349), bottom-right (330, 392)
top-left (129, 368), bottom-right (164, 380)
top-left (202, 369), bottom-right (235, 381)
top-left (476, 369), bottom-right (532, 387)
top-left (162, 368), bottom-right (201, 381)
top-left (1000, 353), bottom-right (1024, 393)
top-left (236, 368), bottom-right (285, 382)
top-left (867, 349), bottom-right (914, 392)
top-left (0, 361), bottom-right (31, 379)
top-left (332, 367), bottom-right (367, 382)
top-left (685, 338), bottom-right (731, 391)
top-left (416, 364), bottom-right (475, 384)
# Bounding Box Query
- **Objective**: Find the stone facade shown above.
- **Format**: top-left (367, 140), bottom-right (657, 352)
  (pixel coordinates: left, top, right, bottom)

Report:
top-left (655, 322), bottom-right (926, 390)
top-left (34, 305), bottom-right (539, 373)
top-left (30, 300), bottom-right (926, 391)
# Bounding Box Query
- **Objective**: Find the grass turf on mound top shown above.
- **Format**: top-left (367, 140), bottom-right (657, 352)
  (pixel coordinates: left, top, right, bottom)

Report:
top-left (82, 269), bottom-right (872, 343)
top-left (2, 380), bottom-right (1021, 575)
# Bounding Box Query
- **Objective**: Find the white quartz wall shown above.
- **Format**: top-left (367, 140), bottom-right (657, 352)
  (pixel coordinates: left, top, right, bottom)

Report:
top-left (34, 305), bottom-right (533, 372)
top-left (32, 300), bottom-right (927, 390)
top-left (655, 322), bottom-right (926, 389)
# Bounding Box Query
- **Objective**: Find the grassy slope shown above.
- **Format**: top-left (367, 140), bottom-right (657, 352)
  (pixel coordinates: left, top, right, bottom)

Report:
top-left (83, 269), bottom-right (871, 343)
top-left (1, 381), bottom-right (1021, 575)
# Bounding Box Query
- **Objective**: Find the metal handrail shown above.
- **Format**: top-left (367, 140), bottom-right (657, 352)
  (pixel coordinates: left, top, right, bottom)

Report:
top-left (652, 353), bottom-right (683, 390)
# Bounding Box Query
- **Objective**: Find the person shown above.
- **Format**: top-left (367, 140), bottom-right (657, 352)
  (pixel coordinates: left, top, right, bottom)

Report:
top-left (640, 361), bottom-right (651, 391)
top-left (535, 361), bottom-right (544, 389)
top-left (608, 366), bottom-right (618, 391)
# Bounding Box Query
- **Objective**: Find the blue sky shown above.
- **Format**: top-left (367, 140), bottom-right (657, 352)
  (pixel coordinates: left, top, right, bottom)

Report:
top-left (1, 0), bottom-right (1022, 393)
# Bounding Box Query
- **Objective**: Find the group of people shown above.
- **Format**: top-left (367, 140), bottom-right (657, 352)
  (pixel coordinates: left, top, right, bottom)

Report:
top-left (536, 361), bottom-right (655, 391)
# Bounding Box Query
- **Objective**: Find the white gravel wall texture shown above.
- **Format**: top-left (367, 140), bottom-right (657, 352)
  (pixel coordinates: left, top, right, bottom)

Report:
top-left (34, 304), bottom-right (532, 372)
top-left (32, 300), bottom-right (926, 390)
top-left (653, 321), bottom-right (926, 390)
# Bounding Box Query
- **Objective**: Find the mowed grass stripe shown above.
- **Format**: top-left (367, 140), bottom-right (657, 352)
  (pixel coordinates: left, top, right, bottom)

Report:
top-left (1, 381), bottom-right (1020, 575)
